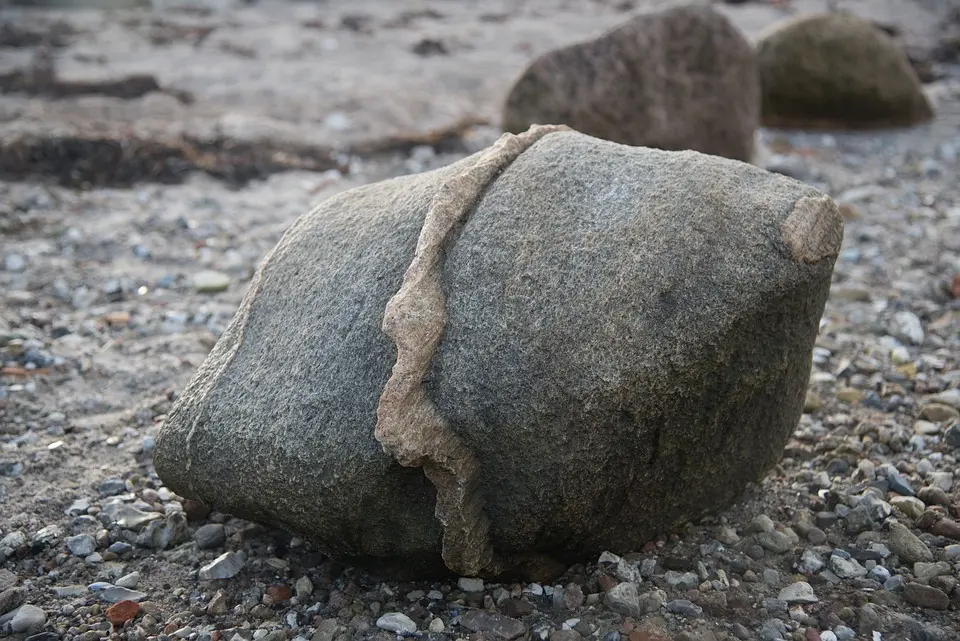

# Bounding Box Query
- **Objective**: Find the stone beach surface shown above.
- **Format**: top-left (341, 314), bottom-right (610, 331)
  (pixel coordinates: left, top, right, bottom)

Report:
top-left (2, 1), bottom-right (960, 640)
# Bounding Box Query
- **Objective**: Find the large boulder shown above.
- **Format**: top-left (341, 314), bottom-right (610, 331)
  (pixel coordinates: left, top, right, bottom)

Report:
top-left (500, 4), bottom-right (759, 162)
top-left (757, 13), bottom-right (935, 130)
top-left (153, 125), bottom-right (843, 581)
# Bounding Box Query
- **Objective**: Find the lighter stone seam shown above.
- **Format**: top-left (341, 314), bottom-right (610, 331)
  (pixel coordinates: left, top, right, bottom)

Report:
top-left (374, 123), bottom-right (570, 576)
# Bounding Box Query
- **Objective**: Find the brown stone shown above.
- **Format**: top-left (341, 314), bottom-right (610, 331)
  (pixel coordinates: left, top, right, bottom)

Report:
top-left (930, 518), bottom-right (960, 540)
top-left (902, 583), bottom-right (949, 610)
top-left (501, 4), bottom-right (758, 161)
top-left (264, 585), bottom-right (292, 606)
top-left (106, 600), bottom-right (140, 626)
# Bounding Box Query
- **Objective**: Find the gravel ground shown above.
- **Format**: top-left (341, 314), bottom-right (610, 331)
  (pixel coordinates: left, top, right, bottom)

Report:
top-left (2, 1), bottom-right (960, 640)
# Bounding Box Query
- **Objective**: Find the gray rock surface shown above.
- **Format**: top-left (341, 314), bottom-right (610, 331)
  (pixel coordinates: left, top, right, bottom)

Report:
top-left (756, 12), bottom-right (935, 130)
top-left (154, 126), bottom-right (842, 580)
top-left (501, 4), bottom-right (759, 161)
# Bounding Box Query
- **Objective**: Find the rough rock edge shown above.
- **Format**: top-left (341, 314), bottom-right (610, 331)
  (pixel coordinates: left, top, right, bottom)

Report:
top-left (781, 194), bottom-right (844, 264)
top-left (375, 123), bottom-right (571, 576)
top-left (155, 213), bottom-right (317, 498)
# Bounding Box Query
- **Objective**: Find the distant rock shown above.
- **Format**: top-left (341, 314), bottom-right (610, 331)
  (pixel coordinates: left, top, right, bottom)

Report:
top-left (757, 13), bottom-right (934, 129)
top-left (155, 126), bottom-right (841, 580)
top-left (501, 4), bottom-right (759, 161)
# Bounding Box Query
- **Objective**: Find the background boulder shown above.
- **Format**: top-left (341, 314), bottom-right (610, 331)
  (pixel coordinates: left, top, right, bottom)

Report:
top-left (757, 12), bottom-right (935, 129)
top-left (500, 4), bottom-right (759, 162)
top-left (154, 126), bottom-right (842, 580)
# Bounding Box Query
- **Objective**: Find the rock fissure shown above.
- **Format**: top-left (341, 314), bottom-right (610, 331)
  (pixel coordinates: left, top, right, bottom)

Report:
top-left (374, 123), bottom-right (570, 576)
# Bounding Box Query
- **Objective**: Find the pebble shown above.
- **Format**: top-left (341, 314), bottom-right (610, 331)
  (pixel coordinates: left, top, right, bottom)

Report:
top-left (458, 610), bottom-right (525, 639)
top-left (778, 582), bottom-right (817, 604)
top-left (198, 551), bottom-right (245, 580)
top-left (891, 311), bottom-right (924, 345)
top-left (945, 424), bottom-right (960, 448)
top-left (193, 270), bottom-right (232, 293)
top-left (603, 582), bottom-right (640, 618)
top-left (376, 612), bottom-right (416, 634)
top-left (913, 561), bottom-right (951, 580)
top-left (888, 522), bottom-right (933, 563)
top-left (0, 571), bottom-right (16, 591)
top-left (829, 554), bottom-right (866, 579)
top-left (902, 583), bottom-right (949, 610)
top-left (920, 403), bottom-right (959, 422)
top-left (115, 572), bottom-right (140, 589)
top-left (428, 617), bottom-right (444, 633)
top-left (883, 575), bottom-right (906, 592)
top-left (1, 604), bottom-right (45, 633)
top-left (105, 600), bottom-right (140, 625)
top-left (294, 576), bottom-right (313, 599)
top-left (98, 478), bottom-right (127, 496)
top-left (758, 530), bottom-right (793, 554)
top-left (195, 523), bottom-right (226, 549)
top-left (65, 533), bottom-right (96, 557)
top-left (665, 599), bottom-right (702, 617)
top-left (99, 586), bottom-right (147, 603)
top-left (458, 577), bottom-right (485, 593)
top-left (889, 496), bottom-right (925, 519)
top-left (833, 625), bottom-right (855, 641)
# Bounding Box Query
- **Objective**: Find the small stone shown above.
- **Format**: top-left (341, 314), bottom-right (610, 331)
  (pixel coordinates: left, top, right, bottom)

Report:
top-left (884, 469), bottom-right (915, 496)
top-left (4, 604), bottom-right (45, 633)
top-left (66, 534), bottom-right (96, 557)
top-left (4, 254), bottom-right (26, 272)
top-left (891, 311), bottom-right (924, 345)
top-left (758, 530), bottom-right (793, 554)
top-left (778, 582), bottom-right (817, 604)
top-left (665, 599), bottom-right (702, 617)
top-left (883, 575), bottom-right (905, 592)
top-left (198, 551), bottom-right (244, 580)
top-left (376, 612), bottom-right (416, 634)
top-left (0, 571), bottom-right (17, 592)
top-left (105, 600), bottom-right (140, 625)
top-left (920, 403), bottom-right (959, 422)
top-left (193, 271), bottom-right (232, 294)
top-left (0, 588), bottom-right (24, 616)
top-left (806, 527), bottom-right (827, 545)
top-left (930, 519), bottom-right (960, 540)
top-left (294, 576), bottom-right (313, 599)
top-left (889, 496), bottom-right (925, 519)
top-left (916, 485), bottom-right (951, 506)
top-left (115, 572), bottom-right (140, 589)
top-left (833, 626), bottom-right (855, 641)
top-left (458, 609), bottom-right (525, 640)
top-left (195, 523), bottom-right (226, 549)
top-left (563, 583), bottom-right (585, 610)
top-left (902, 583), bottom-right (949, 610)
top-left (843, 506), bottom-right (874, 534)
top-left (913, 562), bottom-right (951, 581)
top-left (888, 522), bottom-right (933, 563)
top-left (762, 569), bottom-right (780, 586)
top-left (751, 515), bottom-right (776, 533)
top-left (502, 598), bottom-right (533, 618)
top-left (99, 587), bottom-right (148, 603)
top-left (99, 478), bottom-right (127, 496)
top-left (552, 631), bottom-right (581, 641)
top-left (604, 582), bottom-right (641, 618)
top-left (716, 526), bottom-right (740, 545)
top-left (264, 584), bottom-right (291, 605)
top-left (458, 577), bottom-right (485, 593)
top-left (944, 544), bottom-right (960, 561)
top-left (829, 554), bottom-right (866, 579)
top-left (913, 420), bottom-right (940, 435)
top-left (429, 618), bottom-right (445, 633)
top-left (100, 502), bottom-right (163, 530)
top-left (945, 424), bottom-right (960, 448)
top-left (929, 472), bottom-right (953, 492)
top-left (206, 590), bottom-right (229, 616)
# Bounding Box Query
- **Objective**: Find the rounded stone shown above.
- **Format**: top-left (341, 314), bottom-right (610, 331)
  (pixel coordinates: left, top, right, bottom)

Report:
top-left (756, 13), bottom-right (934, 130)
top-left (154, 128), bottom-right (842, 580)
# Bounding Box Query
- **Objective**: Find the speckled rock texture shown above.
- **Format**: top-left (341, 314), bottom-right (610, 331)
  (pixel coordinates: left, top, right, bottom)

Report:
top-left (154, 126), bottom-right (843, 580)
top-left (757, 12), bottom-right (935, 130)
top-left (500, 4), bottom-right (760, 161)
